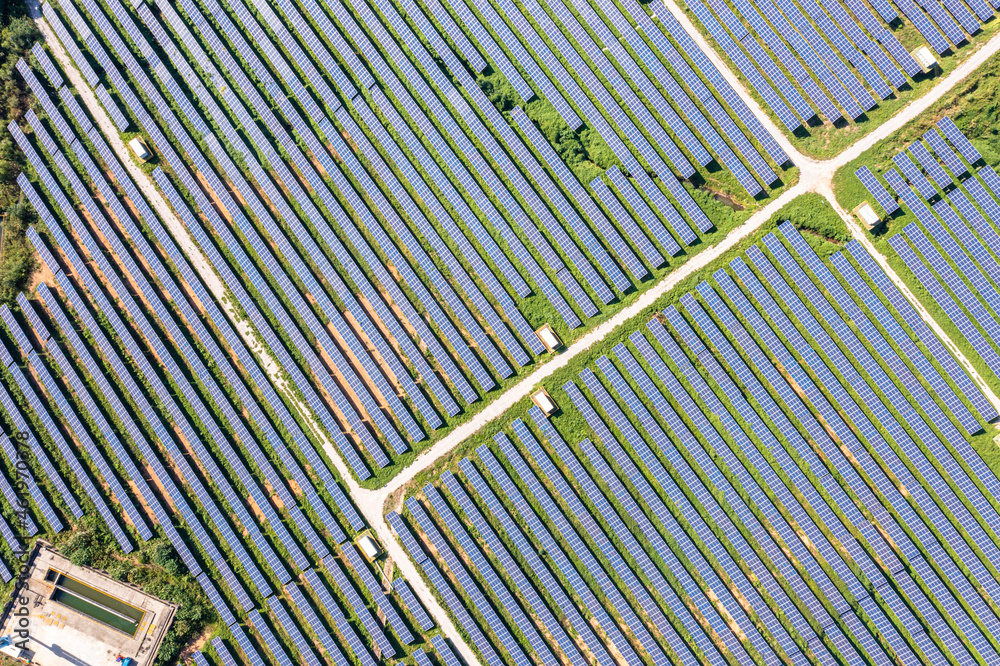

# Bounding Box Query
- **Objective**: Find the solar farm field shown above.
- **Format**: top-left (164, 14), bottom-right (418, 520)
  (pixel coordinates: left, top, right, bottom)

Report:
top-left (1, 47), bottom-right (450, 665)
top-left (834, 57), bottom-right (1000, 397)
top-left (18, 0), bottom-right (807, 486)
top-left (390, 219), bottom-right (1000, 666)
top-left (674, 0), bottom-right (1000, 156)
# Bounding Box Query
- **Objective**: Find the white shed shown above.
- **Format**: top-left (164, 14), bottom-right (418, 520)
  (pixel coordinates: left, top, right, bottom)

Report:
top-left (358, 535), bottom-right (381, 559)
top-left (128, 137), bottom-right (151, 162)
top-left (535, 324), bottom-right (563, 352)
top-left (856, 202), bottom-right (881, 228)
top-left (912, 46), bottom-right (938, 72)
top-left (531, 388), bottom-right (558, 416)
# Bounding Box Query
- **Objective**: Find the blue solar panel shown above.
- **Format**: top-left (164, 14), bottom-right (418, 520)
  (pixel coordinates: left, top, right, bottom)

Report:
top-left (430, 636), bottom-right (461, 666)
top-left (855, 166), bottom-right (899, 214)
top-left (0, 435), bottom-right (63, 533)
top-left (844, 239), bottom-right (996, 422)
top-left (424, 482), bottom-right (554, 663)
top-left (228, 622), bottom-right (261, 663)
top-left (485, 436), bottom-right (676, 666)
top-left (455, 459), bottom-right (610, 664)
top-left (366, 89), bottom-right (532, 302)
top-left (250, 610), bottom-right (292, 666)
top-left (42, 4), bottom-right (97, 86)
top-left (909, 142), bottom-right (952, 189)
top-left (419, 557), bottom-right (502, 664)
top-left (939, 117), bottom-right (981, 164)
top-left (211, 637), bottom-right (238, 666)
top-left (322, 557), bottom-right (395, 656)
top-left (345, 103), bottom-right (535, 366)
top-left (590, 177), bottom-right (664, 268)
top-left (267, 596), bottom-right (316, 663)
top-left (341, 543), bottom-right (414, 645)
top-left (924, 129), bottom-right (967, 177)
top-left (95, 84), bottom-right (128, 132)
top-left (31, 43), bottom-right (62, 89)
top-left (392, 579), bottom-right (434, 631)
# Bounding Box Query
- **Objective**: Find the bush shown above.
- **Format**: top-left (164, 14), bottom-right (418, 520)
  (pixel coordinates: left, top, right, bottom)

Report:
top-left (0, 10), bottom-right (39, 300)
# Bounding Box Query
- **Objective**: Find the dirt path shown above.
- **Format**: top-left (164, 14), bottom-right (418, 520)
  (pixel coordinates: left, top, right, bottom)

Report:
top-left (33, 2), bottom-right (1000, 662)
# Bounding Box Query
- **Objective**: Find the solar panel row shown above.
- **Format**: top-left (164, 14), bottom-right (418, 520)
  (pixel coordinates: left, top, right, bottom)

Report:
top-left (172, 0), bottom-right (463, 422)
top-left (754, 230), bottom-right (1000, 660)
top-left (17, 142), bottom-right (286, 603)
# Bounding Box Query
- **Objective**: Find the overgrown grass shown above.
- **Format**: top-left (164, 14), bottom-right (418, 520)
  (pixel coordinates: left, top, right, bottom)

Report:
top-left (0, 10), bottom-right (41, 301)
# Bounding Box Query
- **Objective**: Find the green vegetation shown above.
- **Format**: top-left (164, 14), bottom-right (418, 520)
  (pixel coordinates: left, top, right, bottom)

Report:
top-left (53, 516), bottom-right (216, 665)
top-left (0, 8), bottom-right (40, 301)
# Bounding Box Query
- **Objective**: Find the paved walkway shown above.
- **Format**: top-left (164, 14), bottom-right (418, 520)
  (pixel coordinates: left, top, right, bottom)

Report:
top-left (34, 5), bottom-right (1000, 662)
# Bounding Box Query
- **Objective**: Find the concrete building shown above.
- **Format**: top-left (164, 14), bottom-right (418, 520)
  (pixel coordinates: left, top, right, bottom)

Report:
top-left (0, 542), bottom-right (177, 666)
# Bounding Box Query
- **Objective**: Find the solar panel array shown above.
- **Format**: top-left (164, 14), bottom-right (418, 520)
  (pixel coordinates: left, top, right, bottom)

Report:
top-left (398, 213), bottom-right (1000, 665)
top-left (4, 47), bottom-right (455, 666)
top-left (30, 0), bottom-right (798, 517)
top-left (686, 0), bottom-right (992, 128)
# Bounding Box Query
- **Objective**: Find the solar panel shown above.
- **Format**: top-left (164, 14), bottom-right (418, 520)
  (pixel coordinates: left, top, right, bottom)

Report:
top-left (590, 177), bottom-right (664, 267)
top-left (924, 129), bottom-right (967, 176)
top-left (0, 435), bottom-right (63, 533)
top-left (11, 351), bottom-right (132, 548)
top-left (484, 437), bottom-right (671, 665)
top-left (431, 636), bottom-right (462, 666)
top-left (421, 484), bottom-right (553, 663)
top-left (267, 596), bottom-right (316, 663)
top-left (228, 622), bottom-right (261, 663)
top-left (455, 459), bottom-right (609, 664)
top-left (419, 557), bottom-right (502, 664)
top-left (766, 230), bottom-right (1000, 658)
top-left (341, 543), bottom-right (414, 645)
top-left (31, 43), bottom-right (63, 89)
top-left (211, 637), bottom-right (238, 666)
top-left (197, 572), bottom-right (237, 628)
top-left (322, 557), bottom-right (395, 656)
top-left (939, 117), bottom-right (982, 164)
top-left (844, 239), bottom-right (995, 422)
top-left (909, 142), bottom-right (952, 188)
top-left (855, 166), bottom-right (899, 214)
top-left (249, 610), bottom-right (293, 666)
top-left (392, 579), bottom-right (434, 631)
top-left (42, 4), bottom-right (98, 86)
top-left (95, 84), bottom-right (128, 132)
top-left (346, 103), bottom-right (535, 366)
top-left (892, 152), bottom-right (937, 200)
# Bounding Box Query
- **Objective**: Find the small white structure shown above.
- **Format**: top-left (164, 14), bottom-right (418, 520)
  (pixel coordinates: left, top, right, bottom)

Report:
top-left (855, 202), bottom-right (881, 229)
top-left (358, 535), bottom-right (381, 559)
top-left (128, 137), bottom-right (151, 162)
top-left (535, 324), bottom-right (563, 353)
top-left (912, 46), bottom-right (938, 73)
top-left (531, 388), bottom-right (558, 416)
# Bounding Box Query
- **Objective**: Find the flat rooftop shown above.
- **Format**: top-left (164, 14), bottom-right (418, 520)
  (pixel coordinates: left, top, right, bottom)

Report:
top-left (0, 541), bottom-right (177, 666)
